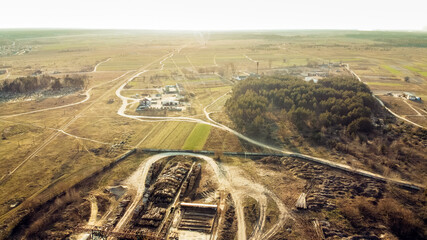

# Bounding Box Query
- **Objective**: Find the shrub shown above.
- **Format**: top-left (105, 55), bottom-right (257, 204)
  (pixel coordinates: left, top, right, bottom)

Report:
top-left (347, 117), bottom-right (374, 134)
top-left (378, 198), bottom-right (425, 240)
top-left (339, 197), bottom-right (425, 240)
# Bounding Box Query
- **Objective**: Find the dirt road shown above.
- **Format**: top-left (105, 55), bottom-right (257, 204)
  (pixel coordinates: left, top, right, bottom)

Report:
top-left (0, 48), bottom-right (183, 184)
top-left (0, 71), bottom-right (132, 118)
top-left (346, 65), bottom-right (426, 130)
top-left (114, 54), bottom-right (424, 191)
top-left (93, 58), bottom-right (111, 72)
top-left (224, 166), bottom-right (293, 240)
top-left (0, 71), bottom-right (134, 183)
top-left (402, 98), bottom-right (425, 117)
top-left (76, 195), bottom-right (99, 240)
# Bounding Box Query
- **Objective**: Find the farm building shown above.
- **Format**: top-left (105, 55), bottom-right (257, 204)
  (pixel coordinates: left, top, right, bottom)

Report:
top-left (162, 100), bottom-right (179, 106)
top-left (135, 83), bottom-right (186, 112)
top-left (233, 75), bottom-right (247, 81)
top-left (165, 84), bottom-right (180, 94)
top-left (136, 97), bottom-right (151, 111)
top-left (404, 92), bottom-right (421, 101)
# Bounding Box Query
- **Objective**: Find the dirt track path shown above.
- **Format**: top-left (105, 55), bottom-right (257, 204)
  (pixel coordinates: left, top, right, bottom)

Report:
top-left (244, 54), bottom-right (258, 63)
top-left (0, 117), bottom-right (112, 146)
top-left (75, 195), bottom-right (98, 240)
top-left (113, 51), bottom-right (424, 238)
top-left (0, 52), bottom-right (173, 184)
top-left (0, 71), bottom-right (137, 183)
top-left (224, 166), bottom-right (293, 240)
top-left (346, 65), bottom-right (426, 130)
top-left (93, 58), bottom-right (111, 72)
top-left (0, 70), bottom-right (131, 118)
top-left (402, 98), bottom-right (425, 117)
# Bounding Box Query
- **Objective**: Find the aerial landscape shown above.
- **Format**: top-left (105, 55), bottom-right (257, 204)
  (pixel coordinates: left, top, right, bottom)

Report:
top-left (0, 1), bottom-right (426, 240)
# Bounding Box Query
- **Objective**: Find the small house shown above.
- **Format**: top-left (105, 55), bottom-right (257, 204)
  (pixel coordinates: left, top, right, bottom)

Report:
top-left (137, 97), bottom-right (151, 111)
top-left (404, 92), bottom-right (421, 102)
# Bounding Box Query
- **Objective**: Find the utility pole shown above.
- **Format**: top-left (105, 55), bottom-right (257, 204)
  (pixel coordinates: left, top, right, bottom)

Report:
top-left (256, 62), bottom-right (259, 75)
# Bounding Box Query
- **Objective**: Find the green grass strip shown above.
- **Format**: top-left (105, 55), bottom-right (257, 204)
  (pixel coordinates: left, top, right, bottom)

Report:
top-left (182, 123), bottom-right (212, 150)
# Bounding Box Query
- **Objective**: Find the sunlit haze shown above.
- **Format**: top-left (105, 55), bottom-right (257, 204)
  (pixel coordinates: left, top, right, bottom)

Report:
top-left (1, 0), bottom-right (426, 30)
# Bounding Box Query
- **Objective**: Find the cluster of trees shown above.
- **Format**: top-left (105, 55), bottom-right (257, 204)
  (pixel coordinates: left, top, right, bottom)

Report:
top-left (225, 75), bottom-right (377, 137)
top-left (0, 74), bottom-right (87, 94)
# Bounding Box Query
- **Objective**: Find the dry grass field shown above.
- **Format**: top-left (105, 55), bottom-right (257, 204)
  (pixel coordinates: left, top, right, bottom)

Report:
top-left (0, 30), bottom-right (426, 239)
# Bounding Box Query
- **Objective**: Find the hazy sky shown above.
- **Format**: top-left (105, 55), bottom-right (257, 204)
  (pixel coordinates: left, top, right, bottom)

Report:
top-left (1, 0), bottom-right (426, 30)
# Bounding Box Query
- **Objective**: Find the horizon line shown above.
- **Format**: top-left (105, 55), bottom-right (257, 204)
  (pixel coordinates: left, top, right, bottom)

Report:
top-left (0, 27), bottom-right (426, 32)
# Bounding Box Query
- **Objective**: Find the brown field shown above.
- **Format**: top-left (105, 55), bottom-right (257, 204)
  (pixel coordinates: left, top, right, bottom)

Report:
top-left (0, 30), bottom-right (426, 239)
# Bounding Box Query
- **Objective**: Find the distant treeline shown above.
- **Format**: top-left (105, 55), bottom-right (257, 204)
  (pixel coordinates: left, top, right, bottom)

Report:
top-left (225, 76), bottom-right (377, 138)
top-left (0, 74), bottom-right (87, 94)
top-left (346, 32), bottom-right (427, 48)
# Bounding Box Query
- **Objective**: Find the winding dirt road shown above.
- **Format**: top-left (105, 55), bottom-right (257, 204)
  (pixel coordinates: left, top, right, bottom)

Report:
top-left (346, 65), bottom-right (426, 130)
top-left (0, 71), bottom-right (132, 118)
top-left (244, 54), bottom-right (258, 63)
top-left (76, 195), bottom-right (99, 240)
top-left (112, 51), bottom-right (424, 238)
top-left (93, 58), bottom-right (111, 72)
top-left (2, 42), bottom-right (425, 239)
top-left (0, 51), bottom-right (176, 183)
top-left (402, 98), bottom-right (425, 117)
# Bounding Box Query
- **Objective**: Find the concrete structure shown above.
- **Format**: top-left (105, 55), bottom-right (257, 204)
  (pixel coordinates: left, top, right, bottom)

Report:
top-left (180, 203), bottom-right (218, 209)
top-left (178, 202), bottom-right (218, 233)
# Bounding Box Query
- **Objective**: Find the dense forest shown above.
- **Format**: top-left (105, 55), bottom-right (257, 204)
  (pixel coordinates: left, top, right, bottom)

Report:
top-left (225, 75), bottom-right (378, 140)
top-left (0, 74), bottom-right (87, 96)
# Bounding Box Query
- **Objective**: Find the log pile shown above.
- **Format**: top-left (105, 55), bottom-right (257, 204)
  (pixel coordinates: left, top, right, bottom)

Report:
top-left (264, 157), bottom-right (384, 211)
top-left (150, 162), bottom-right (191, 204)
top-left (135, 161), bottom-right (191, 229)
top-left (180, 163), bottom-right (202, 200)
top-left (139, 207), bottom-right (167, 228)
